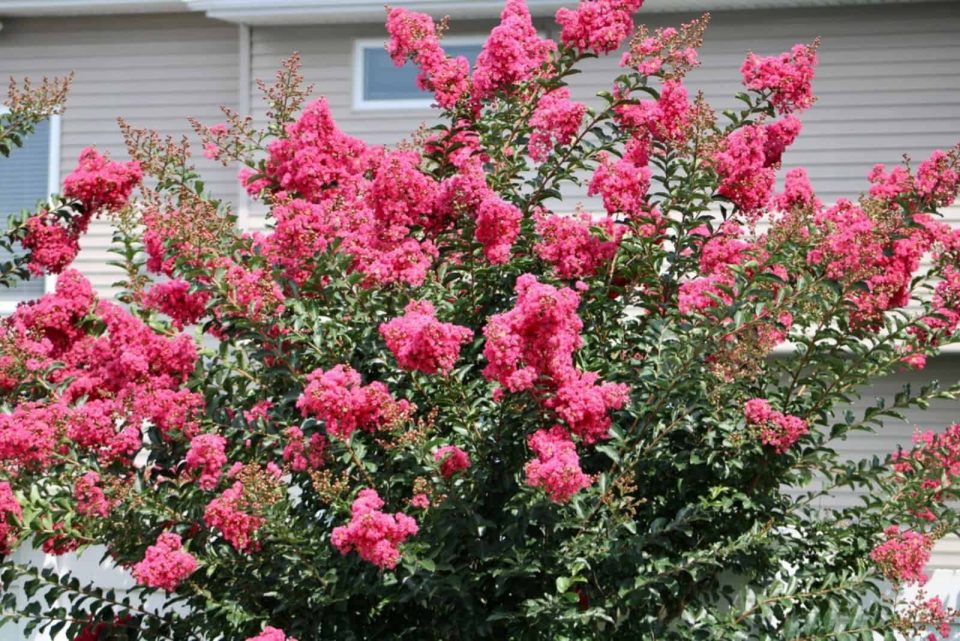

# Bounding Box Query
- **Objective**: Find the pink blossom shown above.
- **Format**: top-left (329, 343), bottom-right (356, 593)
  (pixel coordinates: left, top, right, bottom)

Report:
top-left (244, 400), bottom-right (274, 425)
top-left (677, 274), bottom-right (732, 315)
top-left (185, 433), bottom-right (228, 491)
top-left (131, 532), bottom-right (197, 592)
top-left (282, 427), bottom-right (326, 472)
top-left (264, 98), bottom-right (371, 201)
top-left (743, 398), bottom-right (809, 454)
top-left (380, 300), bottom-right (473, 375)
top-left (74, 471), bottom-right (112, 518)
top-left (245, 627), bottom-right (298, 641)
top-left (204, 481), bottom-right (265, 553)
top-left (63, 147), bottom-right (142, 214)
top-left (620, 22), bottom-right (702, 77)
top-left (762, 115), bottom-right (802, 166)
top-left (712, 125), bottom-right (777, 217)
top-left (589, 143), bottom-right (652, 219)
top-left (870, 525), bottom-right (932, 585)
top-left (21, 212), bottom-right (81, 276)
top-left (482, 274), bottom-right (583, 392)
top-left (410, 493), bottom-right (430, 509)
top-left (740, 42), bottom-right (818, 114)
top-left (386, 8), bottom-right (470, 109)
top-left (528, 88), bottom-right (586, 162)
top-left (297, 365), bottom-right (411, 440)
top-left (616, 79), bottom-right (691, 144)
top-left (473, 0), bottom-right (557, 99)
top-left (534, 212), bottom-right (623, 279)
top-left (259, 199), bottom-right (333, 286)
top-left (141, 279), bottom-right (210, 330)
top-left (525, 426), bottom-right (593, 503)
top-left (545, 371), bottom-right (629, 444)
top-left (916, 149), bottom-right (959, 208)
top-left (434, 445), bottom-right (471, 479)
top-left (475, 196), bottom-right (522, 265)
top-left (0, 482), bottom-right (22, 555)
top-left (774, 168), bottom-right (820, 212)
top-left (331, 488), bottom-right (418, 570)
top-left (556, 0), bottom-right (643, 55)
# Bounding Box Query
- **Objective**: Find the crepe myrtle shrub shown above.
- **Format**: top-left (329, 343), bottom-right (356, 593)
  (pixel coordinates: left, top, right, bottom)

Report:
top-left (2, 1), bottom-right (960, 640)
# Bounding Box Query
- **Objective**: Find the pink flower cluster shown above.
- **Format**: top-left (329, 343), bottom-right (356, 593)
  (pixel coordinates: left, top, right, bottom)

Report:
top-left (534, 212), bottom-right (622, 279)
top-left (331, 488), bottom-right (418, 570)
top-left (434, 445), bottom-right (471, 480)
top-left (740, 42), bottom-right (818, 114)
top-left (472, 0), bottom-right (556, 99)
top-left (259, 199), bottom-right (333, 286)
top-left (589, 141), bottom-right (653, 220)
top-left (62, 147), bottom-right (142, 214)
top-left (297, 365), bottom-right (411, 440)
top-left (525, 426), bottom-right (593, 503)
top-left (21, 212), bottom-right (81, 276)
top-left (385, 8), bottom-right (470, 109)
top-left (475, 195), bottom-right (523, 265)
top-left (528, 88), bottom-right (586, 162)
top-left (545, 371), bottom-right (630, 444)
top-left (185, 433), bottom-right (228, 491)
top-left (264, 98), bottom-right (369, 202)
top-left (743, 398), bottom-right (809, 454)
top-left (246, 627), bottom-right (298, 641)
top-left (621, 23), bottom-right (701, 77)
top-left (131, 532), bottom-right (198, 592)
top-left (869, 525), bottom-right (932, 585)
top-left (712, 120), bottom-right (802, 218)
top-left (774, 167), bottom-right (820, 212)
top-left (0, 270), bottom-right (201, 468)
top-left (380, 300), bottom-right (473, 375)
top-left (256, 103), bottom-right (447, 288)
top-left (808, 199), bottom-right (932, 326)
top-left (282, 427), bottom-right (326, 472)
top-left (616, 80), bottom-right (691, 145)
top-left (890, 424), bottom-right (960, 515)
top-left (869, 150), bottom-right (959, 210)
top-left (483, 275), bottom-right (584, 393)
top-left (220, 262), bottom-right (286, 323)
top-left (141, 279), bottom-right (210, 330)
top-left (0, 482), bottom-right (22, 555)
top-left (204, 481), bottom-right (265, 553)
top-left (74, 471), bottom-right (112, 518)
top-left (556, 0), bottom-right (643, 55)
top-left (21, 148), bottom-right (141, 276)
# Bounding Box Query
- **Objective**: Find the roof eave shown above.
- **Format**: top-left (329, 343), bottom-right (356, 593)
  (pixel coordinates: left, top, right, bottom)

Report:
top-left (0, 0), bottom-right (188, 17)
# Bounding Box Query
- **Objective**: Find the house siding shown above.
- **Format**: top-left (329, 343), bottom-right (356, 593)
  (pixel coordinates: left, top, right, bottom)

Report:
top-left (0, 12), bottom-right (240, 294)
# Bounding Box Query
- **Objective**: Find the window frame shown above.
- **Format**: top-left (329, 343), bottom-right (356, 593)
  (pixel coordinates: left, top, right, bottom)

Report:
top-left (0, 108), bottom-right (61, 314)
top-left (352, 36), bottom-right (485, 111)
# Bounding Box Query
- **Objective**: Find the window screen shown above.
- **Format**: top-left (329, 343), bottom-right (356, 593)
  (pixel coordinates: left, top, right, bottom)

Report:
top-left (361, 43), bottom-right (483, 103)
top-left (0, 118), bottom-right (52, 307)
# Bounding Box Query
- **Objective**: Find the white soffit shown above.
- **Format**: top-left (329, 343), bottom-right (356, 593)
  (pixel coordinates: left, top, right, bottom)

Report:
top-left (187, 0), bottom-right (947, 25)
top-left (0, 0), bottom-right (188, 16)
top-left (0, 0), bottom-right (947, 22)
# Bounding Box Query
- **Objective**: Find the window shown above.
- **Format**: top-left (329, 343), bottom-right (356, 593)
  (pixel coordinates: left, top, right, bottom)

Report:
top-left (353, 38), bottom-right (484, 110)
top-left (0, 113), bottom-right (60, 313)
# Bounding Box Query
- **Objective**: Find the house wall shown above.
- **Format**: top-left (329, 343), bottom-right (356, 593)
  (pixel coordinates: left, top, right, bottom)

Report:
top-left (0, 12), bottom-right (240, 294)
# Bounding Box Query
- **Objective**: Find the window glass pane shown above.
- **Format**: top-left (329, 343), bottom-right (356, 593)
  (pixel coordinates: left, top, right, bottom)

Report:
top-left (0, 118), bottom-right (50, 305)
top-left (362, 44), bottom-right (482, 102)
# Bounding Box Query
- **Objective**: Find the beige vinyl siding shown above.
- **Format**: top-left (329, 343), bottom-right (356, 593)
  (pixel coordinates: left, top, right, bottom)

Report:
top-left (0, 13), bottom-right (240, 294)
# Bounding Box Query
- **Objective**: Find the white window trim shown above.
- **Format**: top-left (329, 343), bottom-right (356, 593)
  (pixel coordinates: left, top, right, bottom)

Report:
top-left (0, 109), bottom-right (61, 314)
top-left (352, 35), bottom-right (485, 112)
